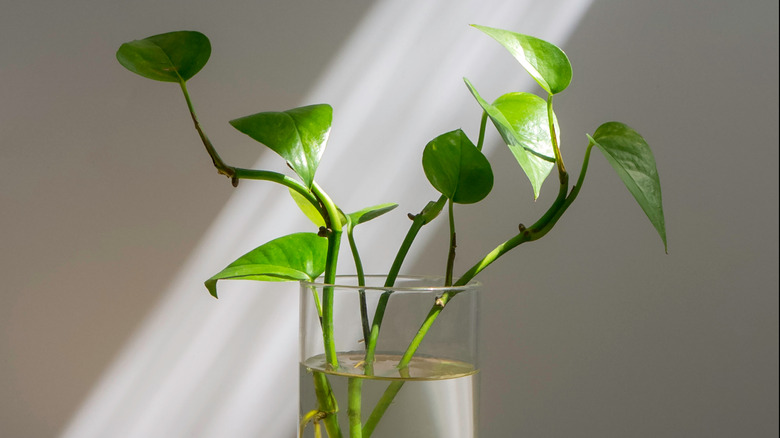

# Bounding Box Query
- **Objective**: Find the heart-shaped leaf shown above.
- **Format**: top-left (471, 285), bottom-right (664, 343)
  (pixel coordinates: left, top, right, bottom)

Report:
top-left (465, 79), bottom-right (556, 199)
top-left (205, 232), bottom-right (328, 298)
top-left (589, 122), bottom-right (667, 252)
top-left (422, 129), bottom-right (493, 204)
top-left (472, 25), bottom-right (572, 95)
top-left (230, 104), bottom-right (332, 188)
top-left (346, 203), bottom-right (398, 230)
top-left (116, 31), bottom-right (211, 83)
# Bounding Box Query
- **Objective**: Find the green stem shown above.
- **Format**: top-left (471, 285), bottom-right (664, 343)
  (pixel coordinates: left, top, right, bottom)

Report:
top-left (312, 372), bottom-right (343, 438)
top-left (233, 167), bottom-right (323, 211)
top-left (362, 381), bottom-right (404, 437)
top-left (177, 81), bottom-right (330, 221)
top-left (384, 196), bottom-right (446, 288)
top-left (362, 147), bottom-right (475, 432)
top-left (476, 111), bottom-right (488, 151)
top-left (563, 141), bottom-right (595, 211)
top-left (347, 223), bottom-right (371, 344)
top-left (425, 148), bottom-right (595, 372)
top-left (547, 94), bottom-right (567, 180)
top-left (455, 140), bottom-right (594, 287)
top-left (361, 195), bottom-right (449, 433)
top-left (454, 233), bottom-right (529, 287)
top-left (348, 377), bottom-right (364, 437)
top-left (399, 146), bottom-right (594, 372)
top-left (299, 409), bottom-right (320, 437)
top-left (363, 196), bottom-right (443, 369)
top-left (311, 182), bottom-right (343, 371)
top-left (178, 81), bottom-right (234, 179)
top-left (445, 199), bottom-right (456, 286)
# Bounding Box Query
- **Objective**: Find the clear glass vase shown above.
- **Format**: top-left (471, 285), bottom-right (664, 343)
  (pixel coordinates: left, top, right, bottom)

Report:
top-left (299, 275), bottom-right (480, 438)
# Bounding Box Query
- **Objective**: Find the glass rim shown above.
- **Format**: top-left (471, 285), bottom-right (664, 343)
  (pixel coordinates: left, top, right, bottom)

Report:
top-left (300, 274), bottom-right (480, 292)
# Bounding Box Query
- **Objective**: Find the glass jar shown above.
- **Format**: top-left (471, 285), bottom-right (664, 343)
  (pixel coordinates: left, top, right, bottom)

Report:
top-left (299, 276), bottom-right (480, 438)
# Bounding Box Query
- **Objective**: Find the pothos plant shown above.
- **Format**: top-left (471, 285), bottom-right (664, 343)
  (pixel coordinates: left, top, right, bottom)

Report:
top-left (117, 24), bottom-right (666, 438)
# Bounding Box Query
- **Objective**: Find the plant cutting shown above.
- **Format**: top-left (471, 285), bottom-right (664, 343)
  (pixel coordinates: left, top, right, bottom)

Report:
top-left (116, 24), bottom-right (666, 438)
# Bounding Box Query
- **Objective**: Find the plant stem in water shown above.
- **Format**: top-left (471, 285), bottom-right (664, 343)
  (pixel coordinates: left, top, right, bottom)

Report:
top-left (312, 372), bottom-right (343, 438)
top-left (362, 381), bottom-right (404, 437)
top-left (348, 378), bottom-right (364, 437)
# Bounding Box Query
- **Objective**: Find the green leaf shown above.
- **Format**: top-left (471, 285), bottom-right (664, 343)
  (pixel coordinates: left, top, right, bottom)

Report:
top-left (346, 203), bottom-right (398, 230)
top-left (289, 188), bottom-right (346, 228)
top-left (230, 104), bottom-right (332, 188)
top-left (422, 129), bottom-right (493, 204)
top-left (419, 197), bottom-right (447, 224)
top-left (288, 187), bottom-right (325, 227)
top-left (471, 25), bottom-right (572, 95)
top-left (589, 122), bottom-right (667, 252)
top-left (116, 31), bottom-right (211, 83)
top-left (205, 232), bottom-right (328, 298)
top-left (465, 79), bottom-right (556, 199)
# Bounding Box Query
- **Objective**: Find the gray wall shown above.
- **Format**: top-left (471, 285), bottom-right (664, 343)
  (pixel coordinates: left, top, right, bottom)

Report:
top-left (440, 1), bottom-right (779, 436)
top-left (1, 0), bottom-right (777, 437)
top-left (1, 1), bottom-right (374, 436)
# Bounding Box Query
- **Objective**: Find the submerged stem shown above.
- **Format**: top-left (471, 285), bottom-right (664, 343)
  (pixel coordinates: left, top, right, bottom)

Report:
top-left (362, 381), bottom-right (405, 437)
top-left (347, 378), bottom-right (364, 437)
top-left (311, 372), bottom-right (343, 438)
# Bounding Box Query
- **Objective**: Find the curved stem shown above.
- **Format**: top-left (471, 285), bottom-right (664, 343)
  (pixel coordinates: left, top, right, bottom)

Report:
top-left (347, 223), bottom-right (371, 346)
top-left (413, 128), bottom-right (589, 370)
top-left (563, 140), bottom-right (595, 210)
top-left (454, 232), bottom-right (532, 287)
top-left (312, 372), bottom-right (343, 438)
top-left (232, 167), bottom-right (323, 212)
top-left (455, 140), bottom-right (596, 287)
top-left (178, 81), bottom-right (329, 221)
top-left (547, 94), bottom-right (567, 180)
top-left (179, 81), bottom-right (233, 178)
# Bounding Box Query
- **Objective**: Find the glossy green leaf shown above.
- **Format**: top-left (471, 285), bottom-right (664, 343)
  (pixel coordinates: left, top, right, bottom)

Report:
top-left (230, 104), bottom-right (332, 188)
top-left (465, 79), bottom-right (556, 199)
top-left (589, 122), bottom-right (667, 252)
top-left (116, 31), bottom-right (211, 83)
top-left (205, 232), bottom-right (328, 298)
top-left (422, 129), bottom-right (493, 204)
top-left (472, 25), bottom-right (572, 95)
top-left (346, 203), bottom-right (398, 230)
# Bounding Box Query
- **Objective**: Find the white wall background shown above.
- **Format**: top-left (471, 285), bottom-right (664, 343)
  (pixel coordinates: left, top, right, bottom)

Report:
top-left (1, 0), bottom-right (777, 437)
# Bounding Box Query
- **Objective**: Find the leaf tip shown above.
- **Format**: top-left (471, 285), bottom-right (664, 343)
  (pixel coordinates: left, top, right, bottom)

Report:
top-left (205, 279), bottom-right (219, 299)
